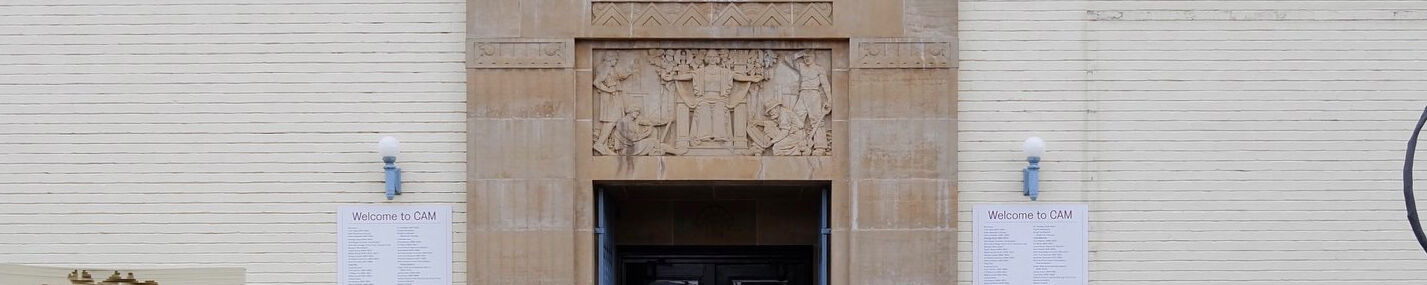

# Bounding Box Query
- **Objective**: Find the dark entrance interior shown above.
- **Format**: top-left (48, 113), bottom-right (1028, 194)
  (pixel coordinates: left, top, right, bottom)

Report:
top-left (595, 181), bottom-right (829, 285)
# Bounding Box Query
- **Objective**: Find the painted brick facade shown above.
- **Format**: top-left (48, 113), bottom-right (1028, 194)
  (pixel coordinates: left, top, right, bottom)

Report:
top-left (0, 1), bottom-right (469, 284)
top-left (3, 0), bottom-right (1427, 284)
top-left (958, 1), bottom-right (1427, 284)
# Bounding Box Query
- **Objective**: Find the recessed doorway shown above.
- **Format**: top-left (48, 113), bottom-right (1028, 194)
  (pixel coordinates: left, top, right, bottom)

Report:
top-left (595, 181), bottom-right (830, 285)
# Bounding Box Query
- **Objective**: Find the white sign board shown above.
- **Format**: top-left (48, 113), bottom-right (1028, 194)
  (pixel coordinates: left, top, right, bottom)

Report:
top-left (339, 205), bottom-right (452, 285)
top-left (973, 204), bottom-right (1088, 285)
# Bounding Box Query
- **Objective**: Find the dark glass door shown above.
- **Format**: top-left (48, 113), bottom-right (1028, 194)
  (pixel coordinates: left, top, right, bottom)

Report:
top-left (619, 246), bottom-right (812, 285)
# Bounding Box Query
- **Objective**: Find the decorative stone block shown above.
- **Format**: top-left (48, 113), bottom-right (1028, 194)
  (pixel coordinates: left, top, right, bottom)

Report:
top-left (468, 38), bottom-right (575, 69)
top-left (851, 38), bottom-right (956, 69)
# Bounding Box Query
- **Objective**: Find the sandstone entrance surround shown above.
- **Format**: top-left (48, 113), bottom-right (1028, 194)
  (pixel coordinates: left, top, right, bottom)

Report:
top-left (467, 1), bottom-right (957, 284)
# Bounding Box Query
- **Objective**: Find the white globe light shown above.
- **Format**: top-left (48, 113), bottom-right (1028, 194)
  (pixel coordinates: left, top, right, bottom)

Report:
top-left (1023, 137), bottom-right (1046, 158)
top-left (378, 136), bottom-right (400, 158)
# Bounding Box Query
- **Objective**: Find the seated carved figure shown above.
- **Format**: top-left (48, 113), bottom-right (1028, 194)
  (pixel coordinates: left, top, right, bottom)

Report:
top-left (665, 50), bottom-right (765, 145)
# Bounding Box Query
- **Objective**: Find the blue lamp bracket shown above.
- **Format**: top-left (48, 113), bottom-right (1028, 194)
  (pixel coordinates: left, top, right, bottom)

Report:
top-left (383, 156), bottom-right (402, 200)
top-left (1023, 156), bottom-right (1040, 201)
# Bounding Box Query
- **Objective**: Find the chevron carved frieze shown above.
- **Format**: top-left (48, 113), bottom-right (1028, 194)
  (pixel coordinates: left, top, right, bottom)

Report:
top-left (592, 1), bottom-right (832, 27)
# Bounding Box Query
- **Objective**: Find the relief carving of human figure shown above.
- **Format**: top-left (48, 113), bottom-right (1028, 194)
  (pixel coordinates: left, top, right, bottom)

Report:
top-left (613, 105), bottom-right (673, 156)
top-left (594, 56), bottom-right (635, 155)
top-left (749, 101), bottom-right (808, 155)
top-left (787, 50), bottom-right (832, 155)
top-left (666, 50), bottom-right (765, 145)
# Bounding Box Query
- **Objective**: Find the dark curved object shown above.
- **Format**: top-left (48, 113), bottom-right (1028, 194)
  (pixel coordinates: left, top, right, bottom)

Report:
top-left (1405, 106), bottom-right (1427, 254)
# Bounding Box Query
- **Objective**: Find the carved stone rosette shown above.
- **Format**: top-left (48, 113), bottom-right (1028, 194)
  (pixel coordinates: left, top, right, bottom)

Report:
top-left (593, 49), bottom-right (832, 156)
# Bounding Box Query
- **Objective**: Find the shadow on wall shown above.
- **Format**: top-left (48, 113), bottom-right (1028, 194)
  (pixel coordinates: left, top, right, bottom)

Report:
top-left (0, 264), bottom-right (244, 285)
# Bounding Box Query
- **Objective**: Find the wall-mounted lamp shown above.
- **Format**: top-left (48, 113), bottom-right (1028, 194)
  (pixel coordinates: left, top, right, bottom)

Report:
top-left (379, 136), bottom-right (402, 200)
top-left (1023, 137), bottom-right (1045, 201)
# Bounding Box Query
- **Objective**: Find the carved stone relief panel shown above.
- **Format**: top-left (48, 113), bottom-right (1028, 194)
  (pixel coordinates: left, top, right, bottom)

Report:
top-left (592, 49), bottom-right (832, 156)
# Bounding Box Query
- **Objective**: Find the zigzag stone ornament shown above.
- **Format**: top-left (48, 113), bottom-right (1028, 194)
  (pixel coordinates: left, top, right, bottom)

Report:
top-left (592, 2), bottom-right (832, 27)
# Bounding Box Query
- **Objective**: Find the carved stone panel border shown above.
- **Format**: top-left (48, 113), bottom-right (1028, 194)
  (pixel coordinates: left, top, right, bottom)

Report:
top-left (851, 38), bottom-right (956, 69)
top-left (591, 1), bottom-right (833, 28)
top-left (467, 38), bottom-right (575, 69)
top-left (587, 1), bottom-right (838, 38)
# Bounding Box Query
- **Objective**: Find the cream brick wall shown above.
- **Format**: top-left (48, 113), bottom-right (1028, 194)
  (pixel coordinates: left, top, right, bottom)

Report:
top-left (6, 0), bottom-right (1427, 284)
top-left (959, 0), bottom-right (1427, 284)
top-left (0, 0), bottom-right (467, 284)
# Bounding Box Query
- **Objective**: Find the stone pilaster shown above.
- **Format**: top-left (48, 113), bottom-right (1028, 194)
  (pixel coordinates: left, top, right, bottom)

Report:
top-left (847, 37), bottom-right (959, 285)
top-left (467, 37), bottom-right (578, 285)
